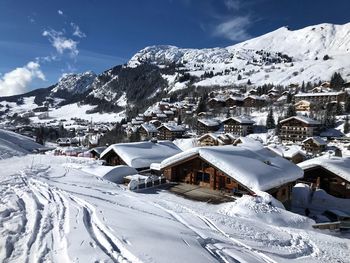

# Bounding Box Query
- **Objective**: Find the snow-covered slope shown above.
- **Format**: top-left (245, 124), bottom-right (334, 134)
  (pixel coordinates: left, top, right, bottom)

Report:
top-left (0, 129), bottom-right (42, 159)
top-left (0, 154), bottom-right (349, 262)
top-left (128, 23), bottom-right (350, 87)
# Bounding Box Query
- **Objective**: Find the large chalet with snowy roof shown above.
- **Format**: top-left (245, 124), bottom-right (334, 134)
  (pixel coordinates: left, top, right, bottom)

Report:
top-left (139, 123), bottom-right (158, 140)
top-left (302, 136), bottom-right (327, 155)
top-left (279, 116), bottom-right (321, 142)
top-left (222, 117), bottom-right (255, 136)
top-left (157, 124), bottom-right (185, 140)
top-left (154, 143), bottom-right (303, 203)
top-left (196, 119), bottom-right (221, 135)
top-left (294, 91), bottom-right (346, 104)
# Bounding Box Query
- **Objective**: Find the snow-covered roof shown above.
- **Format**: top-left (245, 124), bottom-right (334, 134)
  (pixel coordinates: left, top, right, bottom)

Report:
top-left (227, 96), bottom-right (244, 101)
top-left (295, 92), bottom-right (344, 97)
top-left (302, 136), bottom-right (327, 146)
top-left (267, 144), bottom-right (306, 159)
top-left (198, 119), bottom-right (221, 127)
top-left (223, 116), bottom-right (255, 124)
top-left (141, 123), bottom-right (158, 133)
top-left (280, 115), bottom-right (321, 125)
top-left (159, 123), bottom-right (185, 132)
top-left (89, 146), bottom-right (107, 155)
top-left (100, 140), bottom-right (182, 169)
top-left (158, 144), bottom-right (303, 192)
top-left (245, 95), bottom-right (266, 101)
top-left (298, 156), bottom-right (350, 182)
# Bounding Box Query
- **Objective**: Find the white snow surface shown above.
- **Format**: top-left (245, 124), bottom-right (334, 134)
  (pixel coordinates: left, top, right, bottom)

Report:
top-left (82, 165), bottom-right (138, 184)
top-left (0, 154), bottom-right (349, 262)
top-left (158, 144), bottom-right (303, 191)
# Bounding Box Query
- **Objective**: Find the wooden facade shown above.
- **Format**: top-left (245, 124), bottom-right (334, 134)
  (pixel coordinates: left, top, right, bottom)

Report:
top-left (243, 97), bottom-right (266, 108)
top-left (196, 120), bottom-right (221, 135)
top-left (139, 125), bottom-right (158, 141)
top-left (101, 151), bottom-right (127, 166)
top-left (157, 125), bottom-right (185, 141)
top-left (222, 118), bottom-right (254, 136)
top-left (163, 156), bottom-right (293, 203)
top-left (279, 117), bottom-right (320, 142)
top-left (294, 92), bottom-right (345, 104)
top-left (302, 138), bottom-right (326, 155)
top-left (303, 166), bottom-right (350, 198)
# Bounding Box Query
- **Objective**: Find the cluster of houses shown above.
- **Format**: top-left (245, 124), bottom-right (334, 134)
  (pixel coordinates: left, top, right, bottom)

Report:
top-left (93, 137), bottom-right (350, 204)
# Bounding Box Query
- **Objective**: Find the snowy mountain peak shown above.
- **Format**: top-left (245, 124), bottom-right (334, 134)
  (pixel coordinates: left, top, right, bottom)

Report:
top-left (51, 71), bottom-right (97, 94)
top-left (128, 22), bottom-right (350, 87)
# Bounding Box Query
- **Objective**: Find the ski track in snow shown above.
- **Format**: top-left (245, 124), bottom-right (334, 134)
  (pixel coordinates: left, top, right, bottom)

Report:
top-left (0, 156), bottom-right (349, 263)
top-left (0, 164), bottom-right (141, 263)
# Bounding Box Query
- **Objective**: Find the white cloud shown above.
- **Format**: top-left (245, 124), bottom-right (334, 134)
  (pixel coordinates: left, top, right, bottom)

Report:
top-left (58, 10), bottom-right (64, 15)
top-left (0, 62), bottom-right (45, 96)
top-left (224, 0), bottom-right (241, 11)
top-left (70, 23), bottom-right (86, 38)
top-left (214, 16), bottom-right (252, 41)
top-left (42, 29), bottom-right (79, 58)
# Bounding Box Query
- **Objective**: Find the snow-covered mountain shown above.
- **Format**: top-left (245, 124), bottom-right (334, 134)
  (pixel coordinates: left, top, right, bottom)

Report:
top-left (1, 22), bottom-right (350, 122)
top-left (51, 71), bottom-right (96, 95)
top-left (129, 23), bottom-right (350, 87)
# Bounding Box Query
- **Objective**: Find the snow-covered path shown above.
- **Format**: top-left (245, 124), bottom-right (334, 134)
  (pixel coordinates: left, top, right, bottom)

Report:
top-left (0, 155), bottom-right (349, 263)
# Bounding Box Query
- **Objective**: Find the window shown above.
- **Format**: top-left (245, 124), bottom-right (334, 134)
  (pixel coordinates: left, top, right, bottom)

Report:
top-left (226, 177), bottom-right (231, 184)
top-left (196, 172), bottom-right (210, 183)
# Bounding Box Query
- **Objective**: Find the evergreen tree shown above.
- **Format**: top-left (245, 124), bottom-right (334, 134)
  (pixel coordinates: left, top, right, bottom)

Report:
top-left (275, 116), bottom-right (283, 135)
top-left (237, 74), bottom-right (242, 81)
top-left (177, 114), bottom-right (182, 125)
top-left (330, 72), bottom-right (344, 91)
top-left (344, 93), bottom-right (350, 113)
top-left (285, 105), bottom-right (296, 118)
top-left (196, 96), bottom-right (207, 114)
top-left (323, 103), bottom-right (336, 128)
top-left (286, 93), bottom-right (293, 104)
top-left (344, 115), bottom-right (350, 134)
top-left (266, 108), bottom-right (276, 129)
top-left (301, 81), bottom-right (305, 93)
top-left (335, 101), bottom-right (343, 115)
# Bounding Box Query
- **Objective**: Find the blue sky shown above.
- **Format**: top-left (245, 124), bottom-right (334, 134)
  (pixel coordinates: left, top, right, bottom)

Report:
top-left (0, 0), bottom-right (349, 96)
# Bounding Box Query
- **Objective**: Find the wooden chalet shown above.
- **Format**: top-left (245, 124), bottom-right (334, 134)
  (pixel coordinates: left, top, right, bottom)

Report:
top-left (302, 137), bottom-right (327, 155)
top-left (196, 119), bottom-right (221, 135)
top-left (294, 100), bottom-right (312, 112)
top-left (225, 96), bottom-right (244, 107)
top-left (294, 91), bottom-right (346, 104)
top-left (197, 133), bottom-right (235, 147)
top-left (157, 124), bottom-right (185, 141)
top-left (89, 146), bottom-right (107, 159)
top-left (222, 117), bottom-right (254, 136)
top-left (279, 116), bottom-right (321, 142)
top-left (208, 97), bottom-right (226, 108)
top-left (299, 156), bottom-right (350, 198)
top-left (139, 123), bottom-right (158, 140)
top-left (243, 96), bottom-right (266, 108)
top-left (156, 145), bottom-right (303, 203)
